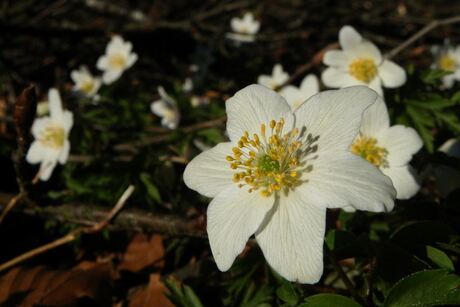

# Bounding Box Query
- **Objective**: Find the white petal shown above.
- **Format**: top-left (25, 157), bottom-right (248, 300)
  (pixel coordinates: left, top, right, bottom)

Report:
top-left (339, 25), bottom-right (362, 52)
top-left (208, 184), bottom-right (274, 271)
top-left (151, 100), bottom-right (169, 117)
top-left (226, 32), bottom-right (255, 43)
top-left (26, 142), bottom-right (44, 164)
top-left (353, 41), bottom-right (382, 64)
top-left (296, 152), bottom-right (396, 212)
top-left (226, 84), bottom-right (292, 142)
top-left (360, 96), bottom-right (389, 137)
top-left (368, 77), bottom-right (383, 96)
top-left (58, 140), bottom-right (70, 164)
top-left (279, 85), bottom-right (302, 111)
top-left (439, 138), bottom-right (460, 157)
top-left (321, 68), bottom-right (359, 88)
top-left (442, 74), bottom-right (456, 89)
top-left (378, 125), bottom-right (423, 167)
top-left (107, 35), bottom-right (124, 54)
top-left (62, 111), bottom-right (73, 134)
top-left (126, 53), bottom-right (138, 68)
top-left (48, 88), bottom-right (64, 121)
top-left (273, 64), bottom-right (289, 84)
top-left (299, 74), bottom-right (320, 97)
top-left (381, 165), bottom-right (420, 199)
top-left (70, 70), bottom-right (81, 84)
top-left (96, 56), bottom-right (108, 70)
top-left (323, 50), bottom-right (349, 67)
top-left (255, 192), bottom-right (326, 283)
top-left (378, 60), bottom-right (406, 88)
top-left (183, 142), bottom-right (235, 198)
top-left (294, 86), bottom-right (379, 153)
top-left (39, 160), bottom-right (58, 181)
top-left (102, 69), bottom-right (123, 84)
top-left (31, 117), bottom-right (50, 139)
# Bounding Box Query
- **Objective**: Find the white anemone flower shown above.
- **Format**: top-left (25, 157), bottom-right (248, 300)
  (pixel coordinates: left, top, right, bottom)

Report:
top-left (257, 64), bottom-right (289, 90)
top-left (96, 35), bottom-right (138, 84)
top-left (70, 66), bottom-right (102, 97)
top-left (351, 98), bottom-right (423, 199)
top-left (434, 138), bottom-right (460, 197)
top-left (280, 74), bottom-right (319, 111)
top-left (227, 12), bottom-right (260, 43)
top-left (26, 89), bottom-right (73, 181)
top-left (183, 84), bottom-right (395, 283)
top-left (150, 86), bottom-right (180, 130)
top-left (432, 45), bottom-right (460, 89)
top-left (322, 25), bottom-right (406, 96)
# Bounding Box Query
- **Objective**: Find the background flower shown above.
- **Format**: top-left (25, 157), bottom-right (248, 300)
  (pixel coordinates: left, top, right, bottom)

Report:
top-left (257, 64), bottom-right (288, 90)
top-left (71, 66), bottom-right (101, 97)
top-left (227, 12), bottom-right (260, 43)
top-left (432, 45), bottom-right (460, 89)
top-left (150, 86), bottom-right (180, 129)
top-left (280, 74), bottom-right (319, 110)
top-left (322, 25), bottom-right (406, 96)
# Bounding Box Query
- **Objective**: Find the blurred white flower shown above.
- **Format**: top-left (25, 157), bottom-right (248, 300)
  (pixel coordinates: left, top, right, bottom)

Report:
top-left (191, 96), bottom-right (210, 108)
top-left (434, 138), bottom-right (460, 197)
top-left (36, 101), bottom-right (50, 117)
top-left (227, 12), bottom-right (260, 43)
top-left (96, 35), bottom-right (138, 84)
top-left (280, 74), bottom-right (319, 111)
top-left (432, 45), bottom-right (460, 89)
top-left (184, 84), bottom-right (395, 283)
top-left (183, 77), bottom-right (193, 92)
top-left (71, 66), bottom-right (102, 97)
top-left (151, 86), bottom-right (180, 129)
top-left (257, 64), bottom-right (289, 90)
top-left (322, 25), bottom-right (406, 96)
top-left (26, 89), bottom-right (73, 181)
top-left (351, 98), bottom-right (423, 199)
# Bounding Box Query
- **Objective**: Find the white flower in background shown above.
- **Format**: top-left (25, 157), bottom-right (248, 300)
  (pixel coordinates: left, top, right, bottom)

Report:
top-left (183, 77), bottom-right (193, 92)
top-left (36, 101), bottom-right (49, 117)
top-left (257, 64), bottom-right (289, 90)
top-left (26, 89), bottom-right (73, 181)
top-left (96, 35), bottom-right (138, 84)
top-left (150, 86), bottom-right (180, 129)
top-left (434, 138), bottom-right (460, 197)
top-left (71, 66), bottom-right (102, 97)
top-left (322, 25), bottom-right (406, 96)
top-left (432, 45), bottom-right (460, 89)
top-left (280, 74), bottom-right (319, 111)
top-left (190, 96), bottom-right (210, 108)
top-left (227, 12), bottom-right (260, 43)
top-left (351, 98), bottom-right (423, 199)
top-left (184, 84), bottom-right (395, 283)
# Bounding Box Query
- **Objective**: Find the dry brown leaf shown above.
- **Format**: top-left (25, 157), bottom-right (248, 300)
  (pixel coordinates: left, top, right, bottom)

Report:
top-left (0, 263), bottom-right (113, 306)
top-left (118, 233), bottom-right (165, 273)
top-left (129, 274), bottom-right (174, 307)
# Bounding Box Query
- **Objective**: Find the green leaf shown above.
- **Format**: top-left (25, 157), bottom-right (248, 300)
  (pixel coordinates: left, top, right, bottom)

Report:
top-left (384, 269), bottom-right (460, 307)
top-left (300, 294), bottom-right (362, 307)
top-left (406, 106), bottom-right (434, 152)
top-left (276, 283), bottom-right (298, 306)
top-left (183, 285), bottom-right (204, 307)
top-left (140, 172), bottom-right (162, 203)
top-left (421, 69), bottom-right (451, 84)
top-left (426, 246), bottom-right (454, 271)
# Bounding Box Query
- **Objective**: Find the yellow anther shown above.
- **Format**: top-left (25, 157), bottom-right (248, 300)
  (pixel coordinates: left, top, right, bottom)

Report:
top-left (349, 58), bottom-right (378, 84)
top-left (439, 55), bottom-right (457, 72)
top-left (269, 120), bottom-right (276, 129)
top-left (351, 136), bottom-right (389, 168)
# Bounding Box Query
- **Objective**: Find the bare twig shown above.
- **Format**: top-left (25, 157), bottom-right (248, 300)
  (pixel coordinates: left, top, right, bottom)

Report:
top-left (0, 185), bottom-right (135, 274)
top-left (0, 191), bottom-right (25, 224)
top-left (385, 15), bottom-right (460, 60)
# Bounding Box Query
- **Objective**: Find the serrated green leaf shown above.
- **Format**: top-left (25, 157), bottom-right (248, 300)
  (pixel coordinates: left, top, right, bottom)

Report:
top-left (300, 294), bottom-right (361, 307)
top-left (426, 246), bottom-right (454, 271)
top-left (384, 269), bottom-right (460, 307)
top-left (276, 283), bottom-right (298, 306)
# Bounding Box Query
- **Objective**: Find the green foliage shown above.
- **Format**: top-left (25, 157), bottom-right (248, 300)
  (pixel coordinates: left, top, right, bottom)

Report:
top-left (164, 278), bottom-right (204, 307)
top-left (426, 246), bottom-right (454, 271)
top-left (300, 294), bottom-right (362, 307)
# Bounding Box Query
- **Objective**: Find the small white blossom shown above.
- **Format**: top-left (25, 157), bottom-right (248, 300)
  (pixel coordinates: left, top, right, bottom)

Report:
top-left (150, 86), bottom-right (180, 129)
top-left (257, 64), bottom-right (289, 90)
top-left (432, 45), bottom-right (460, 89)
top-left (183, 77), bottom-right (193, 92)
top-left (190, 96), bottom-right (210, 108)
top-left (184, 85), bottom-right (395, 283)
top-left (351, 98), bottom-right (423, 199)
top-left (71, 66), bottom-right (102, 97)
top-left (322, 25), bottom-right (406, 96)
top-left (26, 89), bottom-right (73, 181)
top-left (227, 12), bottom-right (260, 43)
top-left (279, 74), bottom-right (319, 111)
top-left (96, 35), bottom-right (138, 84)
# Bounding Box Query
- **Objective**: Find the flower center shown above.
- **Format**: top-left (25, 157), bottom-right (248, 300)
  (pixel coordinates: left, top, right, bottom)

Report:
top-left (351, 136), bottom-right (388, 168)
top-left (349, 58), bottom-right (378, 83)
top-left (226, 118), bottom-right (318, 197)
top-left (40, 125), bottom-right (65, 148)
top-left (81, 80), bottom-right (94, 94)
top-left (438, 55), bottom-right (457, 72)
top-left (109, 54), bottom-right (127, 69)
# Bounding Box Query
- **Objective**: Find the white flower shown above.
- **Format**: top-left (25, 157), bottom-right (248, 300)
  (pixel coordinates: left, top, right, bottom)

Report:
top-left (279, 74), bottom-right (319, 111)
top-left (227, 12), bottom-right (260, 43)
top-left (26, 89), bottom-right (73, 181)
top-left (70, 66), bottom-right (102, 97)
top-left (432, 45), bottom-right (460, 89)
top-left (257, 64), bottom-right (289, 90)
top-left (190, 96), bottom-right (210, 108)
top-left (322, 25), bottom-right (406, 96)
top-left (183, 84), bottom-right (395, 283)
top-left (183, 77), bottom-right (193, 92)
top-left (434, 138), bottom-right (460, 197)
top-left (150, 86), bottom-right (180, 129)
top-left (351, 98), bottom-right (423, 199)
top-left (96, 35), bottom-right (138, 84)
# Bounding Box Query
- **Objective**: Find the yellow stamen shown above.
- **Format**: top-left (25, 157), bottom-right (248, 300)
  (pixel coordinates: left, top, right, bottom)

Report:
top-left (349, 58), bottom-right (378, 83)
top-left (438, 55), bottom-right (457, 72)
top-left (109, 53), bottom-right (127, 69)
top-left (40, 125), bottom-right (65, 148)
top-left (351, 136), bottom-right (388, 168)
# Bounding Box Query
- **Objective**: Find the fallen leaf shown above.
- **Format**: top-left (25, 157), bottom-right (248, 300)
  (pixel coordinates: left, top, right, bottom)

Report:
top-left (129, 274), bottom-right (174, 307)
top-left (118, 233), bottom-right (165, 272)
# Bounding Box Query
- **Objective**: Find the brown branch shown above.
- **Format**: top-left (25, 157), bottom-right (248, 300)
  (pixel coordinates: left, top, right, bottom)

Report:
top-left (0, 185), bottom-right (135, 274)
top-left (385, 15), bottom-right (460, 60)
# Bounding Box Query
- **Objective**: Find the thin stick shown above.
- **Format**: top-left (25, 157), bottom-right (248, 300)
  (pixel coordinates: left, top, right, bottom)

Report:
top-left (0, 191), bottom-right (25, 224)
top-left (0, 185), bottom-right (135, 274)
top-left (385, 15), bottom-right (460, 60)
